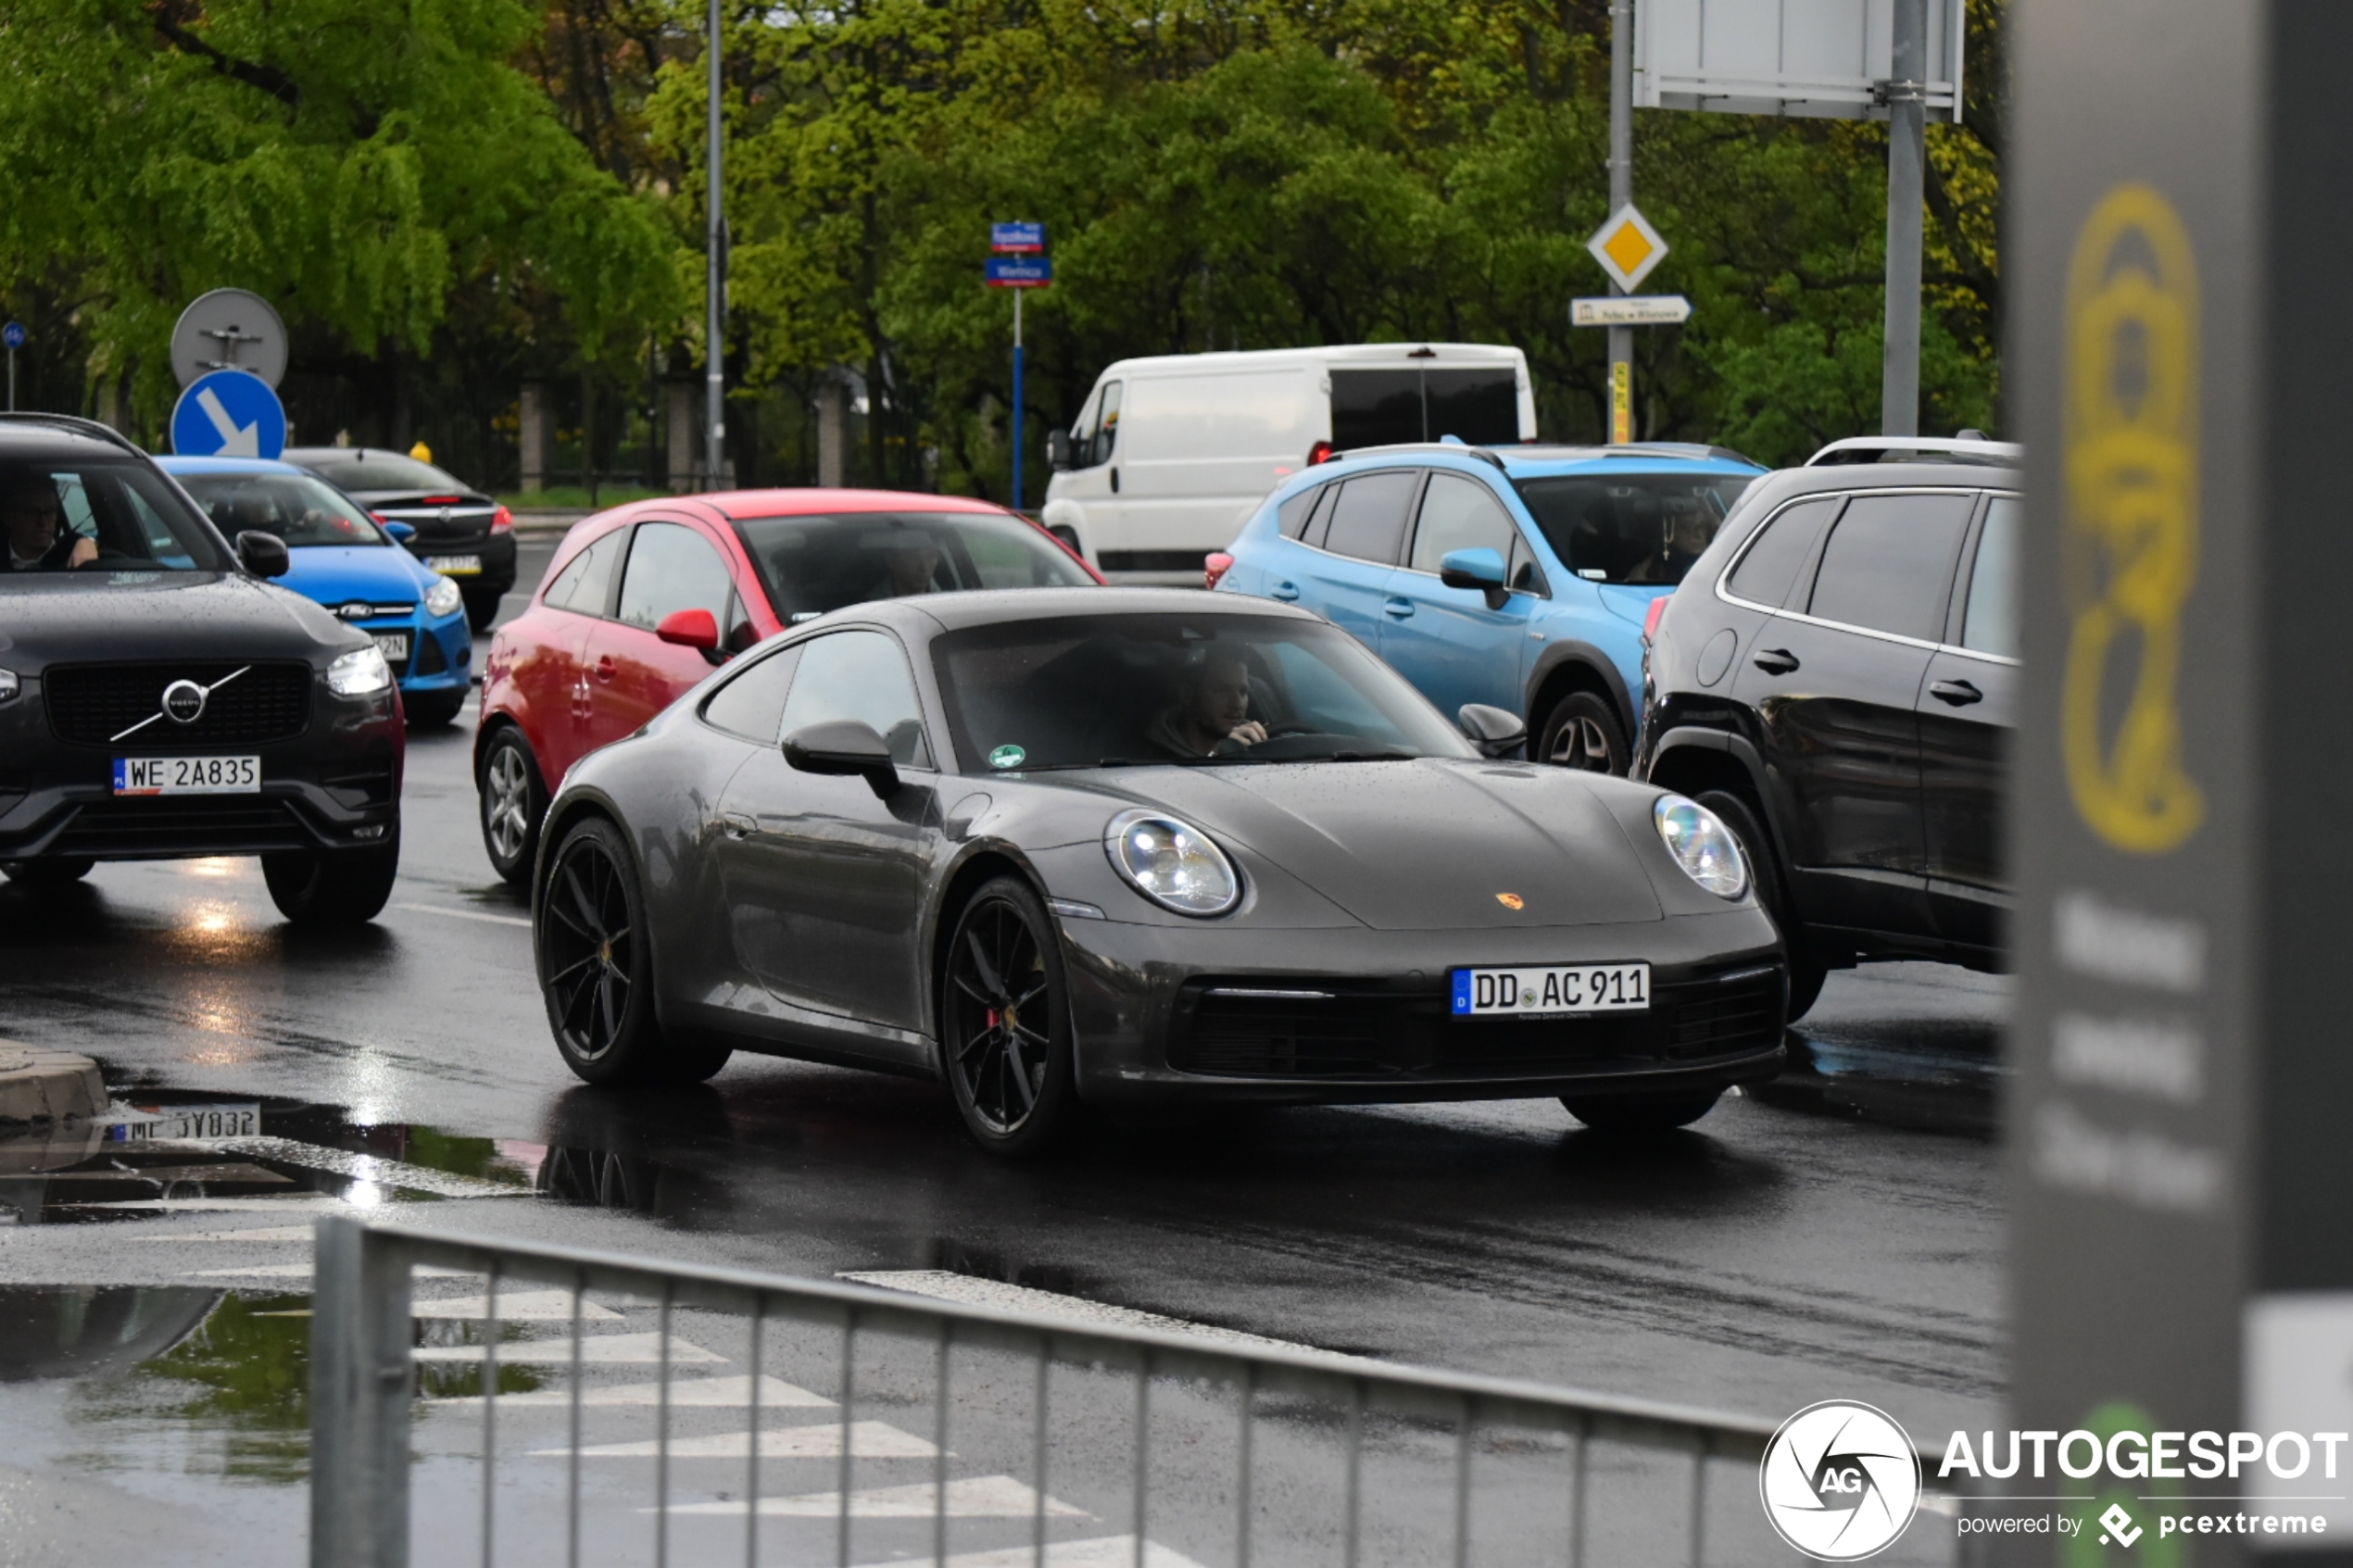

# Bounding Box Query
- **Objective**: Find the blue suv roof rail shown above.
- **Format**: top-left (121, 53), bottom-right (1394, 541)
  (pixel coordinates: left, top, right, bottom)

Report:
top-left (0, 411), bottom-right (148, 459)
top-left (1327, 441), bottom-right (1509, 472)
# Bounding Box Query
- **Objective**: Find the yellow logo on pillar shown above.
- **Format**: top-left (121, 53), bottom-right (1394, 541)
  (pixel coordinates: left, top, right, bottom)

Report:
top-left (2062, 184), bottom-right (2204, 855)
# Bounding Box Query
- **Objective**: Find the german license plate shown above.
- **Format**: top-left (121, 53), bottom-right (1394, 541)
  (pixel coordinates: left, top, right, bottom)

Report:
top-left (113, 756), bottom-right (260, 796)
top-left (1451, 962), bottom-right (1650, 1017)
top-left (372, 632), bottom-right (409, 662)
top-left (425, 554), bottom-right (482, 575)
top-left (105, 1103), bottom-right (261, 1143)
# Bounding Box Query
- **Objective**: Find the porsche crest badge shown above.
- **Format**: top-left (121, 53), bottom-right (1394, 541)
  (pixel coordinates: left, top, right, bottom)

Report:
top-left (1495, 892), bottom-right (1525, 910)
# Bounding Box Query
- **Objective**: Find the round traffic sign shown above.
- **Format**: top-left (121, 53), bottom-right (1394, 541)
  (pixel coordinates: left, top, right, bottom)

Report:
top-left (171, 289), bottom-right (287, 389)
top-left (2, 321), bottom-right (24, 350)
top-left (170, 370), bottom-right (288, 460)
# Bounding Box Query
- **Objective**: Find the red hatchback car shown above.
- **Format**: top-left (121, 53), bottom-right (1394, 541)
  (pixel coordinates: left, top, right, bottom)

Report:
top-left (473, 488), bottom-right (1100, 883)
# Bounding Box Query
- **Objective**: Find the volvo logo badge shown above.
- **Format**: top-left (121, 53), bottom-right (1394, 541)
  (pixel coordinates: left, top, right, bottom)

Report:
top-left (161, 679), bottom-right (208, 724)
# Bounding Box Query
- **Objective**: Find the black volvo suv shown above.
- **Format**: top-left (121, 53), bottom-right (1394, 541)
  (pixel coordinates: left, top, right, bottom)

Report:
top-left (1636, 441), bottom-right (2019, 1018)
top-left (0, 416), bottom-right (405, 923)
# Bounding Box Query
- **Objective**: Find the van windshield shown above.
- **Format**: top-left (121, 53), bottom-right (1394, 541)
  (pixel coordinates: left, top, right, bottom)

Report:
top-left (1512, 472), bottom-right (1755, 585)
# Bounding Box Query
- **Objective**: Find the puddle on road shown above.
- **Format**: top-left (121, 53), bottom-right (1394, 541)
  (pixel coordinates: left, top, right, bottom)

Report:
top-left (1754, 1022), bottom-right (2003, 1138)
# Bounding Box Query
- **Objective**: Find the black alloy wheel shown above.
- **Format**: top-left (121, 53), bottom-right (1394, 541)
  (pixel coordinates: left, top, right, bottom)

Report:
top-left (479, 727), bottom-right (545, 887)
top-left (1561, 1088), bottom-right (1723, 1133)
top-left (537, 818), bottom-right (732, 1086)
top-left (1694, 787), bottom-right (1827, 1022)
top-left (262, 837), bottom-right (399, 926)
top-left (942, 877), bottom-right (1077, 1156)
top-left (1539, 691), bottom-right (1629, 775)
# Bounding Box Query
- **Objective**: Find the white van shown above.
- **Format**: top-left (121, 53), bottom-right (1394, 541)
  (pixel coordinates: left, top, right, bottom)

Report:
top-left (1041, 343), bottom-right (1536, 583)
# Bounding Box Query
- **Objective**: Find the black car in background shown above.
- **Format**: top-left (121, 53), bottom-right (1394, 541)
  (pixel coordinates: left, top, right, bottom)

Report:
top-left (1636, 445), bottom-right (2019, 1018)
top-left (0, 416), bottom-right (405, 924)
top-left (282, 446), bottom-right (514, 630)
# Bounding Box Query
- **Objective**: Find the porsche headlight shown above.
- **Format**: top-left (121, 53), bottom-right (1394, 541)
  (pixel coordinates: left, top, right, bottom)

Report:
top-left (1653, 795), bottom-right (1748, 900)
top-left (328, 646), bottom-right (394, 697)
top-left (423, 576), bottom-right (463, 620)
top-left (0, 668), bottom-right (18, 702)
top-left (1103, 809), bottom-right (1241, 917)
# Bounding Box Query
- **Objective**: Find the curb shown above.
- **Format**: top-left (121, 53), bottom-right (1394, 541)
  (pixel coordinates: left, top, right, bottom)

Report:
top-left (0, 1041), bottom-right (105, 1128)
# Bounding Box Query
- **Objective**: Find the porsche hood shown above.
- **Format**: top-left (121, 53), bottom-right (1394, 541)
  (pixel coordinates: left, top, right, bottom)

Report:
top-left (1098, 760), bottom-right (1665, 930)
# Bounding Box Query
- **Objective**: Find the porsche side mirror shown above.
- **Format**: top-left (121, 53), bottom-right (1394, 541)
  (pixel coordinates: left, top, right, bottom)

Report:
top-left (382, 521), bottom-right (418, 544)
top-left (784, 720), bottom-right (900, 796)
top-left (656, 607), bottom-right (725, 665)
top-left (235, 530), bottom-right (291, 579)
top-left (1440, 546), bottom-right (1511, 610)
top-left (1457, 702), bottom-right (1528, 759)
top-left (1048, 430), bottom-right (1076, 470)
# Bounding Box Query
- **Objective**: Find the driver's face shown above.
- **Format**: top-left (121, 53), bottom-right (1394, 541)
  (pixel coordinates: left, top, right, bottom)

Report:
top-left (1188, 660), bottom-right (1251, 731)
top-left (887, 543), bottom-right (940, 593)
top-left (5, 488), bottom-right (61, 554)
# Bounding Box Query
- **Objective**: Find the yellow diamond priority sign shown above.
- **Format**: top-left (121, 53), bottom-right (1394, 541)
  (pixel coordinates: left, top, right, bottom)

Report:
top-left (1587, 204), bottom-right (1668, 293)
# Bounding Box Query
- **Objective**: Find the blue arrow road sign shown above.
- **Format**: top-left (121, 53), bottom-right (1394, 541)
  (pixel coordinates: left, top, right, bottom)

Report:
top-left (170, 369), bottom-right (287, 459)
top-left (986, 257), bottom-right (1052, 288)
top-left (990, 221), bottom-right (1046, 254)
top-left (2, 322), bottom-right (23, 350)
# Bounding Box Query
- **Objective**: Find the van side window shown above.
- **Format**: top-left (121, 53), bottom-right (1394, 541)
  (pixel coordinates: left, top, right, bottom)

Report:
top-left (1724, 497), bottom-right (1839, 609)
top-left (1089, 382), bottom-right (1124, 467)
top-left (1277, 486), bottom-right (1322, 540)
top-left (1321, 470), bottom-right (1421, 565)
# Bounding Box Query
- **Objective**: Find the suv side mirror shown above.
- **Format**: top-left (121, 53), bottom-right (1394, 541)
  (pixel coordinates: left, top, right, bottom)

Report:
top-left (235, 530), bottom-right (291, 579)
top-left (1048, 429), bottom-right (1076, 470)
top-left (784, 720), bottom-right (900, 797)
top-left (1440, 546), bottom-right (1510, 610)
top-left (655, 607), bottom-right (724, 665)
top-left (382, 521), bottom-right (418, 544)
top-left (1457, 702), bottom-right (1528, 759)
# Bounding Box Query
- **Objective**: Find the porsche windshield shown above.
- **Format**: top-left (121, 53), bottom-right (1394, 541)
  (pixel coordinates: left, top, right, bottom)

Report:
top-left (2, 458), bottom-right (233, 574)
top-left (933, 612), bottom-right (1475, 771)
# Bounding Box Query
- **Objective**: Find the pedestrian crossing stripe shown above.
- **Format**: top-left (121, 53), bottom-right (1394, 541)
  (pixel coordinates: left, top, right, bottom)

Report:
top-left (660, 1474), bottom-right (1086, 1519)
top-left (427, 1373), bottom-right (830, 1409)
top-left (851, 1537), bottom-right (1210, 1568)
top-left (417, 1332), bottom-right (724, 1365)
top-left (412, 1289), bottom-right (623, 1323)
top-left (544, 1420), bottom-right (939, 1460)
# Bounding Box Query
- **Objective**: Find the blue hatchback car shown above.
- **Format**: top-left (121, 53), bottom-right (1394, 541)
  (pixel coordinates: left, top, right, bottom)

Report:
top-left (157, 456), bottom-right (475, 726)
top-left (1213, 442), bottom-right (1765, 771)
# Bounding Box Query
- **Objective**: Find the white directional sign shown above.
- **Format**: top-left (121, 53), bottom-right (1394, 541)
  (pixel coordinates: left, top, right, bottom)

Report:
top-left (170, 369), bottom-right (287, 460)
top-left (1586, 205), bottom-right (1669, 294)
top-left (1573, 295), bottom-right (1692, 326)
top-left (171, 289), bottom-right (288, 389)
top-left (1635, 0), bottom-right (1966, 123)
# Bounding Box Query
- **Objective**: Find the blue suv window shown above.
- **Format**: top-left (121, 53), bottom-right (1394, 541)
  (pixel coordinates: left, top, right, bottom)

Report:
top-left (1514, 472), bottom-right (1753, 585)
top-left (1320, 470), bottom-right (1421, 563)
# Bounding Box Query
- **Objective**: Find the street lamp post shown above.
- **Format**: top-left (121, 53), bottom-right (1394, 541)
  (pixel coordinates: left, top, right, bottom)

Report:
top-left (705, 0), bottom-right (726, 489)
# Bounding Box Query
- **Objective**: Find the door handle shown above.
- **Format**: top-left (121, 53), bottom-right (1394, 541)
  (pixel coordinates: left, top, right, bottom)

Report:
top-left (719, 811), bottom-right (755, 840)
top-left (1752, 648), bottom-right (1800, 675)
top-left (594, 655), bottom-right (616, 683)
top-left (1929, 679), bottom-right (1983, 707)
top-left (1383, 596), bottom-right (1416, 619)
top-left (1109, 468), bottom-right (1120, 494)
top-left (1269, 582), bottom-right (1301, 602)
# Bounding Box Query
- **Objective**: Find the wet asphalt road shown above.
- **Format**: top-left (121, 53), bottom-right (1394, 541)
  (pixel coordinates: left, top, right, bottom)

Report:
top-left (0, 531), bottom-right (2005, 1563)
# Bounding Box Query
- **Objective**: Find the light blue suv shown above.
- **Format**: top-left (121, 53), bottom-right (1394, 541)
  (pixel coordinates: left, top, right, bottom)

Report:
top-left (1212, 442), bottom-right (1764, 771)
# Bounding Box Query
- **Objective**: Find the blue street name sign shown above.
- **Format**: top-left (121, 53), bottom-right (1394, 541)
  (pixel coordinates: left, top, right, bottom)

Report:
top-left (2, 322), bottom-right (24, 350)
top-left (990, 221), bottom-right (1046, 254)
top-left (986, 257), bottom-right (1052, 288)
top-left (170, 368), bottom-right (287, 460)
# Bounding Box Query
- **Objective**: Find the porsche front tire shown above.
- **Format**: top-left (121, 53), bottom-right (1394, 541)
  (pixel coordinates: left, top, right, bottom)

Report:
top-left (1562, 1089), bottom-right (1722, 1133)
top-left (1694, 787), bottom-right (1825, 1021)
top-left (941, 876), bottom-right (1080, 1158)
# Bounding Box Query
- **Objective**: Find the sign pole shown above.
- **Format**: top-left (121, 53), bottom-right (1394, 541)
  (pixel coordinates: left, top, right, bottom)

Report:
top-left (1011, 287), bottom-right (1026, 515)
top-left (1880, 0), bottom-right (1926, 436)
top-left (704, 0), bottom-right (725, 489)
top-left (1607, 0), bottom-right (1634, 443)
top-left (6, 345), bottom-right (13, 413)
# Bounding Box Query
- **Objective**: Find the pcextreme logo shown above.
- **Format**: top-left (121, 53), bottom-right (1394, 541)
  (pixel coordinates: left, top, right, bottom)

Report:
top-left (1759, 1400), bottom-right (1924, 1561)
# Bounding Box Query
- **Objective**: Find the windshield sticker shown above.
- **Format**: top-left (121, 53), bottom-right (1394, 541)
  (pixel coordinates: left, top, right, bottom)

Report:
top-left (989, 744), bottom-right (1027, 770)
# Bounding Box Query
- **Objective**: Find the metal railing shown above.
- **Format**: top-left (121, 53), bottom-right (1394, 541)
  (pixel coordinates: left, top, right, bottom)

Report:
top-left (309, 1216), bottom-right (1797, 1568)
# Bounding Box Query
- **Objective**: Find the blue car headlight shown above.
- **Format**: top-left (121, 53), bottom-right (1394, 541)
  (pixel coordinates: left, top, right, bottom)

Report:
top-left (423, 576), bottom-right (463, 620)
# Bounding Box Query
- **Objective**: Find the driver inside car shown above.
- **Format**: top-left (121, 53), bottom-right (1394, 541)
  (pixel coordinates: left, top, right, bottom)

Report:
top-left (1148, 648), bottom-right (1268, 759)
top-left (3, 471), bottom-right (97, 571)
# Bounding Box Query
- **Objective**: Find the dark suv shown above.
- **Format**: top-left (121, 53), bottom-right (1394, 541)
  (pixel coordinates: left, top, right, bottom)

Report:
top-left (1635, 448), bottom-right (2018, 1017)
top-left (0, 416), bottom-right (405, 923)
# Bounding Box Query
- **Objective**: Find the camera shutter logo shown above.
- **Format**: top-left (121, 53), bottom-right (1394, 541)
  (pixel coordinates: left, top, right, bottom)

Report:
top-left (161, 679), bottom-right (208, 725)
top-left (1758, 1400), bottom-right (1922, 1561)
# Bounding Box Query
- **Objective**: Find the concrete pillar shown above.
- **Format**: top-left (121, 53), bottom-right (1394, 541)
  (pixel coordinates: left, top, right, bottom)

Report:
top-left (666, 383), bottom-right (698, 492)
top-left (816, 375), bottom-right (849, 488)
top-left (518, 381), bottom-right (550, 494)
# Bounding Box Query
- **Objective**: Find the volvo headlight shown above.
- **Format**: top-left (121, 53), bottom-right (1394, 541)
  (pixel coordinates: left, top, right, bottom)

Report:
top-left (1653, 795), bottom-right (1748, 900)
top-left (1103, 809), bottom-right (1241, 917)
top-left (423, 576), bottom-right (463, 620)
top-left (328, 646), bottom-right (394, 696)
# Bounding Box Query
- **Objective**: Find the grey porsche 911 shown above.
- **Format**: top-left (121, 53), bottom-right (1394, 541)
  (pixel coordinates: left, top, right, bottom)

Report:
top-left (533, 588), bottom-right (1787, 1155)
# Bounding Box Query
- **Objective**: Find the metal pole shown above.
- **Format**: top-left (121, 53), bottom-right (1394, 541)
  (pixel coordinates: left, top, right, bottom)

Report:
top-left (1607, 0), bottom-right (1634, 444)
top-left (310, 1216), bottom-right (413, 1568)
top-left (1011, 288), bottom-right (1026, 514)
top-left (1881, 0), bottom-right (1926, 437)
top-left (7, 347), bottom-right (14, 412)
top-left (705, 0), bottom-right (725, 488)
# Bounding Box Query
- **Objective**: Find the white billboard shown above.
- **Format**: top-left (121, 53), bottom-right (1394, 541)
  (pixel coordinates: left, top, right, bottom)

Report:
top-left (1635, 0), bottom-right (1966, 123)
